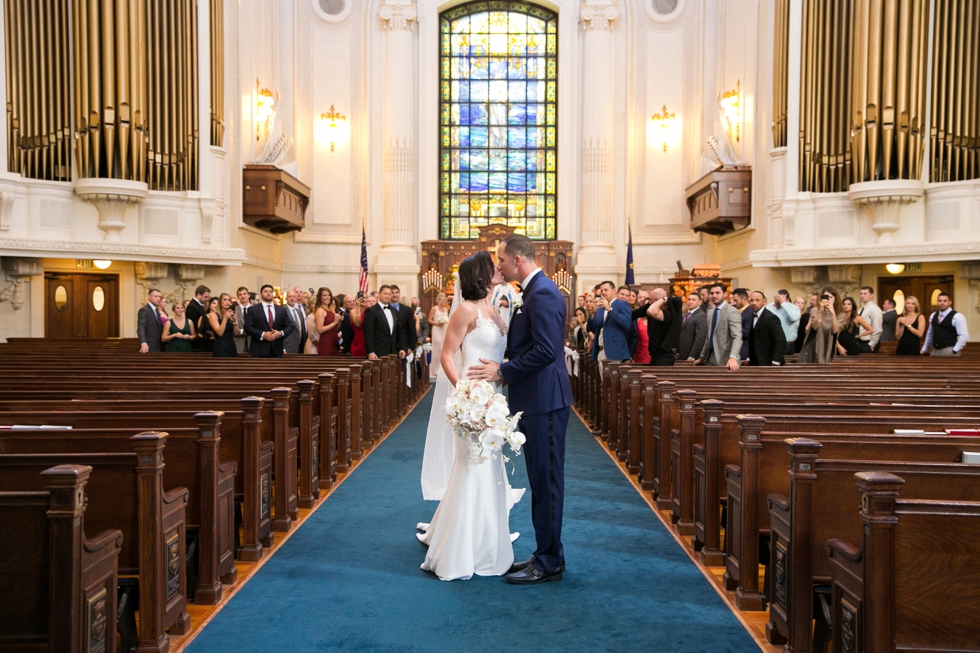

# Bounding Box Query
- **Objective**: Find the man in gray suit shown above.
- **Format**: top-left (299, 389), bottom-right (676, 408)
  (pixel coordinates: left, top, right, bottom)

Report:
top-left (281, 289), bottom-right (308, 355)
top-left (695, 283), bottom-right (742, 371)
top-left (678, 291), bottom-right (708, 361)
top-left (234, 286), bottom-right (251, 354)
top-left (138, 288), bottom-right (164, 353)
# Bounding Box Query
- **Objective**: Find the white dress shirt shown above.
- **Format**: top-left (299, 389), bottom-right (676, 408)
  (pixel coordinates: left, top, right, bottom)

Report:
top-left (520, 267), bottom-right (542, 291)
top-left (858, 301), bottom-right (884, 347)
top-left (382, 304), bottom-right (395, 333)
top-left (922, 308), bottom-right (969, 353)
top-left (261, 302), bottom-right (277, 331)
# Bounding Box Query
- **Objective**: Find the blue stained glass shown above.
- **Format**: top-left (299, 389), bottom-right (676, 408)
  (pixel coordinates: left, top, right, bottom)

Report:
top-left (508, 104), bottom-right (527, 125)
top-left (470, 104), bottom-right (488, 125)
top-left (457, 127), bottom-right (469, 148)
top-left (526, 152), bottom-right (538, 171)
top-left (525, 104), bottom-right (538, 124)
top-left (470, 127), bottom-right (488, 148)
top-left (508, 128), bottom-right (527, 148)
top-left (469, 150), bottom-right (488, 171)
top-left (489, 58), bottom-right (508, 79)
top-left (507, 151), bottom-right (526, 171)
top-left (458, 104), bottom-right (470, 125)
top-left (508, 173), bottom-right (527, 192)
top-left (470, 173), bottom-right (488, 192)
top-left (471, 59), bottom-right (489, 79)
top-left (458, 81), bottom-right (470, 102)
top-left (470, 82), bottom-right (489, 102)
top-left (488, 104), bottom-right (508, 125)
top-left (526, 127), bottom-right (541, 147)
top-left (490, 150), bottom-right (508, 171)
top-left (458, 151), bottom-right (467, 170)
top-left (508, 82), bottom-right (527, 102)
top-left (527, 81), bottom-right (541, 101)
top-left (489, 173), bottom-right (508, 191)
top-left (488, 126), bottom-right (506, 147)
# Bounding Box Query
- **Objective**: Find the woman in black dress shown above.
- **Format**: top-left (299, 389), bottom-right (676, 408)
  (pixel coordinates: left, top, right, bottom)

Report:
top-left (196, 298), bottom-right (217, 352)
top-left (836, 297), bottom-right (872, 357)
top-left (895, 295), bottom-right (926, 355)
top-left (209, 293), bottom-right (239, 357)
top-left (794, 295), bottom-right (810, 353)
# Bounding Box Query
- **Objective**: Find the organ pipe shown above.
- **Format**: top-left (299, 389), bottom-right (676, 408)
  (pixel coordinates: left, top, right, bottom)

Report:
top-left (850, 0), bottom-right (929, 183)
top-left (771, 0), bottom-right (790, 149)
top-left (931, 0), bottom-right (980, 182)
top-left (799, 0), bottom-right (853, 192)
top-left (210, 0), bottom-right (225, 148)
top-left (4, 0), bottom-right (72, 181)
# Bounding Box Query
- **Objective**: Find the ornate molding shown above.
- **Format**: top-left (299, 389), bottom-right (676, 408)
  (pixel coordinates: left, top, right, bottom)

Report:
top-left (282, 264), bottom-right (361, 273)
top-left (74, 178), bottom-right (149, 242)
top-left (580, 2), bottom-right (619, 30)
top-left (0, 236), bottom-right (245, 265)
top-left (0, 190), bottom-right (14, 231)
top-left (135, 262), bottom-right (170, 292)
top-left (200, 199), bottom-right (216, 244)
top-left (848, 180), bottom-right (925, 244)
top-left (0, 257), bottom-right (41, 310)
top-left (750, 241), bottom-right (980, 267)
top-left (379, 2), bottom-right (416, 30)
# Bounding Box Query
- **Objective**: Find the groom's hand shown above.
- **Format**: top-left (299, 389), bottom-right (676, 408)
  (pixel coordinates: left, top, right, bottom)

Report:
top-left (467, 358), bottom-right (501, 383)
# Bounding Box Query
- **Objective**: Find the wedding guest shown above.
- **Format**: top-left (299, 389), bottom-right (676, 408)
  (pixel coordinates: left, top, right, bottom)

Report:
top-left (880, 298), bottom-right (897, 342)
top-left (234, 286), bottom-right (251, 353)
top-left (570, 307), bottom-right (589, 353)
top-left (747, 291), bottom-right (786, 366)
top-left (428, 292), bottom-right (450, 377)
top-left (138, 288), bottom-right (165, 353)
top-left (157, 297), bottom-right (170, 328)
top-left (589, 280), bottom-right (633, 378)
top-left (698, 286), bottom-right (711, 314)
top-left (695, 283), bottom-right (742, 370)
top-left (209, 293), bottom-right (239, 358)
top-left (349, 293), bottom-right (368, 358)
top-left (585, 294), bottom-right (596, 318)
top-left (576, 295), bottom-right (586, 310)
top-left (162, 300), bottom-right (195, 352)
top-left (301, 289), bottom-right (312, 311)
top-left (197, 297), bottom-right (219, 353)
top-left (678, 291), bottom-right (707, 361)
top-left (314, 287), bottom-right (341, 356)
top-left (636, 289), bottom-right (650, 307)
top-left (895, 296), bottom-right (926, 356)
top-left (244, 284), bottom-right (294, 358)
top-left (283, 289), bottom-right (309, 354)
top-left (638, 288), bottom-right (682, 366)
top-left (799, 287), bottom-right (841, 364)
top-left (628, 288), bottom-right (638, 309)
top-left (921, 292), bottom-right (969, 356)
top-left (336, 294), bottom-right (355, 355)
top-left (836, 297), bottom-right (873, 357)
top-left (766, 289), bottom-right (801, 356)
top-left (305, 308), bottom-right (319, 354)
top-left (794, 295), bottom-right (810, 353)
top-left (388, 285), bottom-right (416, 357)
top-left (412, 297), bottom-right (429, 345)
top-left (857, 286), bottom-right (883, 352)
top-left (184, 285), bottom-right (211, 351)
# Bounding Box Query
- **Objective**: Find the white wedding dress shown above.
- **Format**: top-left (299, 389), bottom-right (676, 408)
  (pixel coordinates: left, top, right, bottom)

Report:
top-left (417, 309), bottom-right (525, 581)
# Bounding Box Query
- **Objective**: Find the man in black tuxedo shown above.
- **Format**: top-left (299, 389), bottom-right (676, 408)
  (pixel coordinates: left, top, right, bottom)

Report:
top-left (388, 285), bottom-right (417, 356)
top-left (184, 285), bottom-right (211, 351)
top-left (747, 291), bottom-right (786, 366)
top-left (363, 285), bottom-right (403, 360)
top-left (336, 294), bottom-right (355, 355)
top-left (138, 288), bottom-right (164, 353)
top-left (244, 284), bottom-right (295, 358)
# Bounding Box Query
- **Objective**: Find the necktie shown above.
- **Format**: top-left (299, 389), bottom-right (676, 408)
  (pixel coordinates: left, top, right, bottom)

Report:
top-left (683, 311), bottom-right (691, 326)
top-left (708, 306), bottom-right (719, 351)
top-left (267, 306), bottom-right (274, 330)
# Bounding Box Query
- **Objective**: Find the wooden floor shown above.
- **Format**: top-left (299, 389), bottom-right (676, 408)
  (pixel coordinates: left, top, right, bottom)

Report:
top-left (169, 395), bottom-right (425, 653)
top-left (583, 408), bottom-right (780, 653)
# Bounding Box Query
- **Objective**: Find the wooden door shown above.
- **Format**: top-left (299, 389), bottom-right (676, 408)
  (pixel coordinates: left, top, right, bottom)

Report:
top-left (878, 275), bottom-right (954, 316)
top-left (45, 273), bottom-right (120, 338)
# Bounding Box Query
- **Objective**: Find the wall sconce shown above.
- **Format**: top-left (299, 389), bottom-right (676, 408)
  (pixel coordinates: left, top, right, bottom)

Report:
top-left (256, 82), bottom-right (276, 142)
top-left (719, 80), bottom-right (741, 143)
top-left (93, 260), bottom-right (112, 269)
top-left (321, 105), bottom-right (347, 152)
top-left (885, 263), bottom-right (905, 275)
top-left (650, 105), bottom-right (677, 153)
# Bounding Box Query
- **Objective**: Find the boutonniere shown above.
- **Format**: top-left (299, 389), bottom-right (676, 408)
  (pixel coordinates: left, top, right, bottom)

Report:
top-left (511, 292), bottom-right (523, 309)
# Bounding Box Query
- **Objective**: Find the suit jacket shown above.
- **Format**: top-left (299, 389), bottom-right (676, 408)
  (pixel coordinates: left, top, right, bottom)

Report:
top-left (363, 303), bottom-right (399, 357)
top-left (244, 303), bottom-right (296, 358)
top-left (699, 302), bottom-right (743, 366)
top-left (281, 304), bottom-right (309, 355)
top-left (185, 298), bottom-right (207, 351)
top-left (415, 308), bottom-right (429, 344)
top-left (748, 307), bottom-right (787, 366)
top-left (234, 302), bottom-right (250, 349)
top-left (678, 308), bottom-right (708, 360)
top-left (137, 303), bottom-right (163, 352)
top-left (389, 302), bottom-right (417, 352)
top-left (588, 299), bottom-right (633, 361)
top-left (739, 307), bottom-right (753, 360)
top-left (337, 308), bottom-right (354, 353)
top-left (880, 309), bottom-right (897, 342)
top-left (500, 271), bottom-right (572, 416)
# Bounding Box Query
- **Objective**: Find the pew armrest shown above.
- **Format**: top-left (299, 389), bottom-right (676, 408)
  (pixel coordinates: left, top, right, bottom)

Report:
top-left (826, 537), bottom-right (862, 564)
top-left (767, 493), bottom-right (790, 513)
top-left (724, 464), bottom-right (740, 480)
top-left (164, 487), bottom-right (191, 507)
top-left (83, 528), bottom-right (124, 556)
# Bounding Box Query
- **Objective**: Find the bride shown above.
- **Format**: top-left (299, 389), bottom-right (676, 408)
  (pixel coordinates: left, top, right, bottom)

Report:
top-left (417, 251), bottom-right (524, 581)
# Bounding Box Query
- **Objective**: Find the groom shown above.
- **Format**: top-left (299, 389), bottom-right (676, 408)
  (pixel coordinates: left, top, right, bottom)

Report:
top-left (469, 235), bottom-right (573, 584)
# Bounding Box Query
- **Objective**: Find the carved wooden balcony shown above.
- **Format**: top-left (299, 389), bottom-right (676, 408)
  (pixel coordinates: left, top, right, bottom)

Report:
top-left (242, 165), bottom-right (310, 234)
top-left (685, 167), bottom-right (752, 236)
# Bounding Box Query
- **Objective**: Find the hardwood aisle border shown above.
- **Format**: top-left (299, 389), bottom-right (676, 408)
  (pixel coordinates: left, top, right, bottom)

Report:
top-left (573, 406), bottom-right (781, 653)
top-left (170, 388), bottom-right (432, 653)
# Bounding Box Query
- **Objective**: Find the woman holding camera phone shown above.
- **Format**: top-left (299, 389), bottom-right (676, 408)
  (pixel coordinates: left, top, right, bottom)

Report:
top-left (798, 286), bottom-right (841, 364)
top-left (209, 293), bottom-right (239, 358)
top-left (349, 292), bottom-right (370, 358)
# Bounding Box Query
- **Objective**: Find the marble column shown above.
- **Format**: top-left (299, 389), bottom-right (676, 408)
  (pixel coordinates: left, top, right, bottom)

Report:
top-left (575, 1), bottom-right (620, 290)
top-left (374, 1), bottom-right (420, 295)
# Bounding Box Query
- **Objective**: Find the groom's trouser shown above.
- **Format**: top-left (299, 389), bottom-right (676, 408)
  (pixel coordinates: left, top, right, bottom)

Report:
top-left (521, 406), bottom-right (571, 574)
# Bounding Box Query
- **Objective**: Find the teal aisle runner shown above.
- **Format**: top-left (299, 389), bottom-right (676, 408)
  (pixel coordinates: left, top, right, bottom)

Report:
top-left (186, 390), bottom-right (759, 653)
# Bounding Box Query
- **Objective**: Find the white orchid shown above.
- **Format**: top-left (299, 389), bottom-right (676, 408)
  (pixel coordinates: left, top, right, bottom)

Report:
top-left (445, 376), bottom-right (526, 463)
top-left (485, 405), bottom-right (509, 429)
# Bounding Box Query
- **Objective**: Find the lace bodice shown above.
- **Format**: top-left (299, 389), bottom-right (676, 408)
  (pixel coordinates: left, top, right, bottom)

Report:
top-left (459, 310), bottom-right (507, 374)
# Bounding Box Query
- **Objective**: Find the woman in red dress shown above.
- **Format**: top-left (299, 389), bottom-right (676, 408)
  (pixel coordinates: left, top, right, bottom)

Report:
top-left (348, 294), bottom-right (370, 357)
top-left (314, 287), bottom-right (341, 356)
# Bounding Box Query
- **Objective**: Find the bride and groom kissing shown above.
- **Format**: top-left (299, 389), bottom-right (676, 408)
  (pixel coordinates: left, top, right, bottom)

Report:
top-left (417, 235), bottom-right (573, 583)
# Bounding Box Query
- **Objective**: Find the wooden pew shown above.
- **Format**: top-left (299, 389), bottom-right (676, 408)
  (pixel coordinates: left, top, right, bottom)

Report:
top-left (0, 433), bottom-right (190, 653)
top-left (827, 472), bottom-right (980, 653)
top-left (0, 464), bottom-right (122, 653)
top-left (766, 438), bottom-right (980, 651)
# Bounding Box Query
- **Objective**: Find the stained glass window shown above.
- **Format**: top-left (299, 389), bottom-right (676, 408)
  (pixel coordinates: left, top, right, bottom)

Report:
top-left (440, 2), bottom-right (558, 241)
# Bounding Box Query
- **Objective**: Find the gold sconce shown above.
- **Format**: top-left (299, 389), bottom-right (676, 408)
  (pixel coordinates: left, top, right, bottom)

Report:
top-left (719, 80), bottom-right (741, 143)
top-left (256, 82), bottom-right (276, 142)
top-left (650, 105), bottom-right (677, 153)
top-left (321, 105), bottom-right (347, 152)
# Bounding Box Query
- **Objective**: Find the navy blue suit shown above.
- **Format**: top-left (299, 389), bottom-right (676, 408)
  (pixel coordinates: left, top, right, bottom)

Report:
top-left (244, 303), bottom-right (295, 358)
top-left (500, 270), bottom-right (573, 574)
top-left (739, 307), bottom-right (753, 360)
top-left (588, 300), bottom-right (633, 361)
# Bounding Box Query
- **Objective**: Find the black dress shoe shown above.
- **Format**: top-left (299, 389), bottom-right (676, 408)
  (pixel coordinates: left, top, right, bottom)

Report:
top-left (509, 557), bottom-right (565, 575)
top-left (505, 565), bottom-right (563, 585)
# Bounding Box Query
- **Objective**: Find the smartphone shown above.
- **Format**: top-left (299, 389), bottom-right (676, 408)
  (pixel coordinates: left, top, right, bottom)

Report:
top-left (356, 291), bottom-right (365, 300)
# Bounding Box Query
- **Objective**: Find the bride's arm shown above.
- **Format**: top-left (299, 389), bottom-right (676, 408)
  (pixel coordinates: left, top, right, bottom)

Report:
top-left (440, 304), bottom-right (473, 387)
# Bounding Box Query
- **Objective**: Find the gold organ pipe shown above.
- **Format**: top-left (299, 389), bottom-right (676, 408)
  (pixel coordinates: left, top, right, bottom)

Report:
top-left (211, 0), bottom-right (224, 147)
top-left (772, 0), bottom-right (788, 149)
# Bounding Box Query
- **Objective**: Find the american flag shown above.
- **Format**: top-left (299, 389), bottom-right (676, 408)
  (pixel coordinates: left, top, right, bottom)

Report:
top-left (358, 227), bottom-right (369, 293)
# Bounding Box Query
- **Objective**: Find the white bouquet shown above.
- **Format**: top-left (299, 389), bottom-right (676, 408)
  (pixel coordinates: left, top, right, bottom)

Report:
top-left (436, 315), bottom-right (450, 326)
top-left (445, 379), bottom-right (525, 464)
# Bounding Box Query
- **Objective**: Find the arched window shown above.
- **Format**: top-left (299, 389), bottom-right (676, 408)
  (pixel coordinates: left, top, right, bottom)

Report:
top-left (439, 2), bottom-right (558, 240)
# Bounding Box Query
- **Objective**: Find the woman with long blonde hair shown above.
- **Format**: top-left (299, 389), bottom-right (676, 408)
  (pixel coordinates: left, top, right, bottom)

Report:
top-left (895, 295), bottom-right (926, 355)
top-left (427, 292), bottom-right (450, 378)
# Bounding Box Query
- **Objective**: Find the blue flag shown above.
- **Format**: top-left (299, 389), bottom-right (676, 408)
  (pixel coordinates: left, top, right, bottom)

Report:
top-left (625, 223), bottom-right (635, 285)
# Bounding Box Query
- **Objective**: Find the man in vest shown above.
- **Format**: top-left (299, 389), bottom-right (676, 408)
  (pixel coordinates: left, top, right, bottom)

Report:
top-left (921, 292), bottom-right (968, 356)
